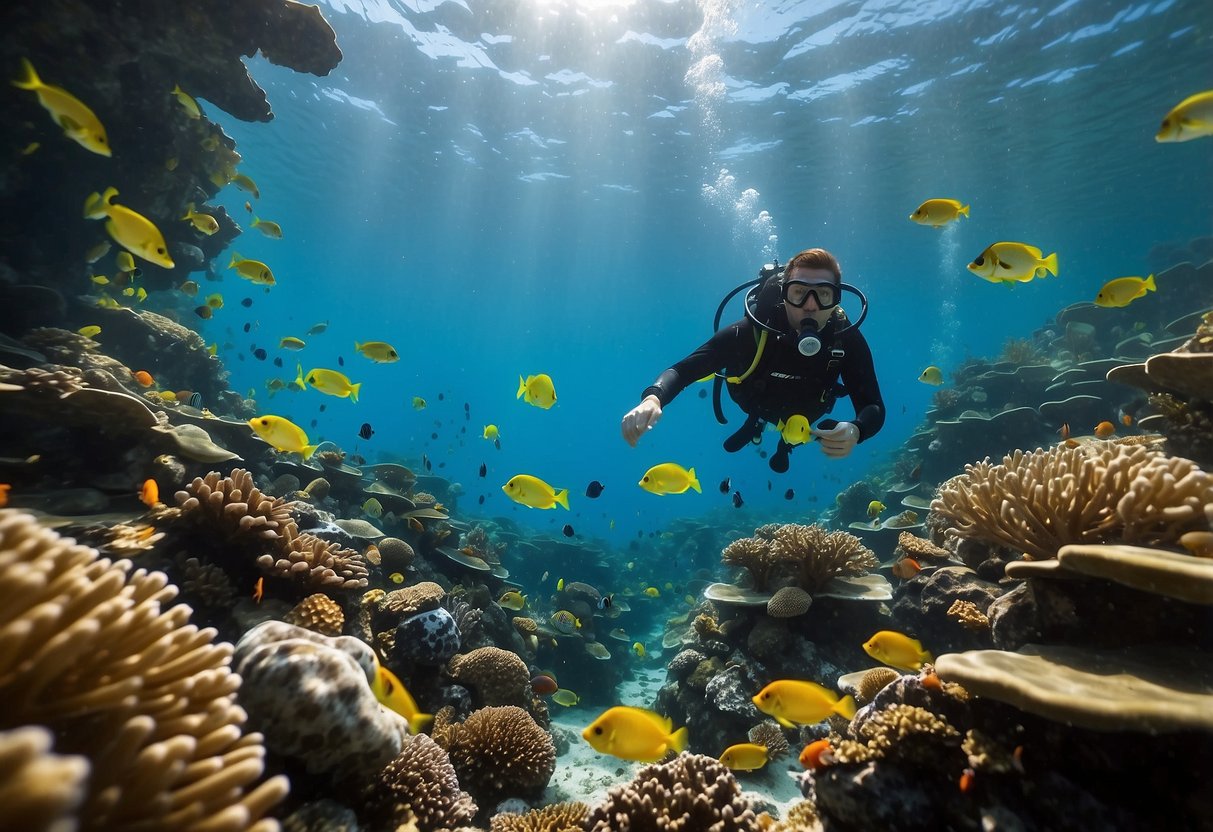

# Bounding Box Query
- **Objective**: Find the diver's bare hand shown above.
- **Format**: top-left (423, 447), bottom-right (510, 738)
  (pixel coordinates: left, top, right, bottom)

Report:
top-left (815, 421), bottom-right (860, 458)
top-left (622, 395), bottom-right (663, 447)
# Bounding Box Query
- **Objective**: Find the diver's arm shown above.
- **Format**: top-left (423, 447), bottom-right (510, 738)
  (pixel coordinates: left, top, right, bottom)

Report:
top-left (840, 330), bottom-right (885, 442)
top-left (640, 324), bottom-right (742, 406)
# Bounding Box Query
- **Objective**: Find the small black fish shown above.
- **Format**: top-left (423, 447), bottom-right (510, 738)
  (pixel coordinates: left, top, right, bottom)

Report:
top-left (310, 419), bottom-right (318, 428)
top-left (241, 297), bottom-right (253, 308)
top-left (237, 354), bottom-right (245, 361)
top-left (273, 356), bottom-right (283, 367)
top-left (597, 594), bottom-right (612, 609)
top-left (423, 453), bottom-right (431, 472)
top-left (479, 463), bottom-right (487, 478)
top-left (758, 450), bottom-right (768, 459)
top-left (243, 322), bottom-right (251, 333)
top-left (464, 402), bottom-right (470, 411)
top-left (585, 480), bottom-right (604, 498)
top-left (767, 480), bottom-right (772, 491)
top-left (636, 530), bottom-right (643, 539)
top-left (438, 462), bottom-right (445, 469)
top-left (460, 426), bottom-right (466, 434)
top-left (784, 488), bottom-right (795, 500)
top-left (732, 491), bottom-right (744, 508)
top-left (478, 495), bottom-right (485, 505)
top-left (253, 348), bottom-right (267, 361)
top-left (431, 432), bottom-right (438, 440)
top-left (698, 388), bottom-right (707, 399)
top-left (719, 477), bottom-right (730, 494)
top-left (438, 392), bottom-right (444, 401)
top-left (494, 439), bottom-right (501, 451)
top-left (337, 356), bottom-right (344, 366)
top-left (562, 524), bottom-right (574, 537)
top-left (319, 404), bottom-right (327, 412)
top-left (359, 423), bottom-right (374, 440)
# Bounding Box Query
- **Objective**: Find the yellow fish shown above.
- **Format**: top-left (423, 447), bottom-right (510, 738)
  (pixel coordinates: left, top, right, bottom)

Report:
top-left (638, 463), bottom-right (701, 495)
top-left (582, 706), bottom-right (689, 763)
top-left (355, 341), bottom-right (400, 363)
top-left (85, 240), bottom-right (112, 263)
top-left (867, 500), bottom-right (886, 519)
top-left (299, 366), bottom-right (362, 402)
top-left (862, 630), bottom-right (933, 671)
top-left (228, 252), bottom-right (275, 285)
top-left (497, 590), bottom-right (526, 611)
top-left (411, 397), bottom-right (427, 410)
top-left (232, 172), bottom-right (260, 198)
top-left (179, 280), bottom-right (199, 297)
top-left (280, 336), bottom-right (306, 350)
top-left (77, 325), bottom-right (101, 338)
top-left (556, 577), bottom-right (564, 591)
top-left (643, 587), bottom-right (660, 598)
top-left (517, 373), bottom-right (557, 409)
top-left (370, 663), bottom-right (433, 735)
top-left (483, 424), bottom-right (499, 440)
top-left (171, 84), bottom-right (201, 118)
top-left (632, 642), bottom-right (646, 658)
top-left (362, 498), bottom-right (384, 519)
top-left (389, 572), bottom-right (405, 584)
top-left (135, 287), bottom-right (147, 302)
top-left (968, 242), bottom-right (1058, 284)
top-left (502, 474), bottom-right (569, 510)
top-left (1094, 275), bottom-right (1156, 308)
top-left (552, 689), bottom-right (580, 707)
top-left (752, 680), bottom-right (857, 728)
top-left (89, 275), bottom-right (109, 285)
top-left (181, 203), bottom-right (219, 235)
top-left (13, 58), bottom-right (110, 156)
top-left (1155, 90), bottom-right (1213, 143)
top-left (909, 198), bottom-right (969, 227)
top-left (115, 250), bottom-right (136, 273)
top-left (206, 293), bottom-right (223, 309)
top-left (21, 141), bottom-right (39, 155)
top-left (719, 742), bottom-right (769, 771)
top-left (250, 216), bottom-right (282, 238)
top-left (247, 414), bottom-right (318, 458)
top-left (83, 188), bottom-right (175, 269)
top-left (918, 366), bottom-right (943, 385)
top-left (776, 414), bottom-right (811, 446)
top-left (549, 610), bottom-right (581, 634)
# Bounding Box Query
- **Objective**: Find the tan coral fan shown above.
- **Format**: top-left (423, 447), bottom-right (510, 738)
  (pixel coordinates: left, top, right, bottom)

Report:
top-left (0, 509), bottom-right (287, 831)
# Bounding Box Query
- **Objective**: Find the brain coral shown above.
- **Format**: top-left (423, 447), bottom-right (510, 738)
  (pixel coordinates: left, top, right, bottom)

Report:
top-left (363, 732), bottom-right (478, 831)
top-left (584, 753), bottom-right (760, 831)
top-left (447, 646), bottom-right (531, 707)
top-left (0, 509), bottom-right (287, 830)
top-left (440, 706), bottom-right (556, 803)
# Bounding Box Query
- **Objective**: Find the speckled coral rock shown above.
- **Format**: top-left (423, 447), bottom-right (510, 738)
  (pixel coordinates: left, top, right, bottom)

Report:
top-left (441, 706), bottom-right (556, 804)
top-left (447, 646), bottom-right (531, 707)
top-left (233, 620), bottom-right (407, 780)
top-left (363, 732), bottom-right (478, 831)
top-left (584, 752), bottom-right (761, 831)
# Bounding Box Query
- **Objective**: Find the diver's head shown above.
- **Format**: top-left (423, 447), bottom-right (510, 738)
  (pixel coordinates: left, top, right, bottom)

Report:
top-left (780, 248), bottom-right (841, 344)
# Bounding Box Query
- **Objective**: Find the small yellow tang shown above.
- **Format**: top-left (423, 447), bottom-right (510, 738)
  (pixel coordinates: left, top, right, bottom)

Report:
top-left (298, 366), bottom-right (362, 402)
top-left (1155, 90), bottom-right (1213, 143)
top-left (228, 252), bottom-right (275, 285)
top-left (232, 172), bottom-right (260, 198)
top-left (355, 341), bottom-right (400, 363)
top-left (362, 498), bottom-right (384, 519)
top-left (968, 242), bottom-right (1058, 284)
top-left (280, 337), bottom-right (306, 350)
top-left (638, 463), bottom-right (701, 495)
top-left (552, 689), bottom-right (580, 707)
top-left (867, 500), bottom-right (886, 519)
top-left (582, 706), bottom-right (689, 762)
top-left (776, 414), bottom-right (811, 446)
top-left (483, 424), bottom-right (499, 440)
top-left (248, 414), bottom-right (318, 458)
top-left (171, 83), bottom-right (201, 118)
top-left (1094, 274), bottom-right (1156, 308)
top-left (250, 216), bottom-right (283, 238)
top-left (909, 198), bottom-right (969, 227)
top-left (752, 679), bottom-right (857, 728)
top-left (517, 373), bottom-right (557, 409)
top-left (862, 630), bottom-right (933, 671)
top-left (719, 742), bottom-right (769, 771)
top-left (83, 188), bottom-right (175, 269)
top-left (370, 663), bottom-right (433, 735)
top-left (14, 58), bottom-right (110, 156)
top-left (502, 474), bottom-right (569, 510)
top-left (181, 203), bottom-right (219, 235)
top-left (918, 366), bottom-right (943, 386)
top-left (412, 397), bottom-right (427, 410)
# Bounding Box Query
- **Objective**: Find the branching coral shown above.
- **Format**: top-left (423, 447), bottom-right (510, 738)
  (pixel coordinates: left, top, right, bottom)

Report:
top-left (362, 732), bottom-right (478, 831)
top-left (0, 726), bottom-right (88, 831)
top-left (894, 531), bottom-right (950, 561)
top-left (0, 509), bottom-right (288, 830)
top-left (770, 524), bottom-right (878, 593)
top-left (947, 600), bottom-right (991, 632)
top-left (583, 753), bottom-right (760, 831)
top-left (722, 534), bottom-right (782, 591)
top-left (747, 721), bottom-right (789, 762)
top-left (490, 802), bottom-right (589, 832)
top-left (931, 444), bottom-right (1213, 560)
top-left (437, 706), bottom-right (556, 804)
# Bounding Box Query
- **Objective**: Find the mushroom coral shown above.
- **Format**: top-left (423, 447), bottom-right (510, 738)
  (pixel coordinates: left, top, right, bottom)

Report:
top-left (0, 509), bottom-right (287, 831)
top-left (931, 444), bottom-right (1213, 561)
top-left (583, 753), bottom-right (761, 831)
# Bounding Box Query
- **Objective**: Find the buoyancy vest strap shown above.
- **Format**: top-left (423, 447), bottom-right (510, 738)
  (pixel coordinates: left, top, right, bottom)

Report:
top-left (726, 329), bottom-right (768, 384)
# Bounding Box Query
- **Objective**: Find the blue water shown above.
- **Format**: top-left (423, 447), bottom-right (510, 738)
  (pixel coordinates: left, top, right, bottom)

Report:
top-left (198, 0), bottom-right (1211, 541)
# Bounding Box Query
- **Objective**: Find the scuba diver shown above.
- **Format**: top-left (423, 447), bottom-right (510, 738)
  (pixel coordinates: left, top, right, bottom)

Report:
top-left (621, 247), bottom-right (884, 472)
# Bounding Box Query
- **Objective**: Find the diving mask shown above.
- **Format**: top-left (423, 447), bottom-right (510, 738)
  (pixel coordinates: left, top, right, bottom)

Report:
top-left (782, 280), bottom-right (839, 309)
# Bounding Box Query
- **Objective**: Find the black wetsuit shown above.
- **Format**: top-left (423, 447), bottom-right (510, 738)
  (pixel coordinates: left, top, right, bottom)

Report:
top-left (642, 307), bottom-right (885, 454)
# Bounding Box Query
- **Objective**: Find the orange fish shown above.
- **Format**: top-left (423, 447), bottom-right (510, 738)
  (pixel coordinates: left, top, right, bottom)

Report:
top-left (1093, 420), bottom-right (1116, 439)
top-left (0, 483), bottom-right (10, 507)
top-left (799, 739), bottom-right (834, 771)
top-left (891, 557), bottom-right (921, 580)
top-left (920, 669), bottom-right (943, 691)
top-left (139, 478), bottom-right (159, 507)
top-left (1057, 422), bottom-right (1070, 440)
top-left (959, 767), bottom-right (976, 793)
top-left (133, 370), bottom-right (154, 387)
top-left (253, 576), bottom-right (264, 604)
top-left (1120, 411), bottom-right (1133, 427)
top-left (530, 674), bottom-right (559, 695)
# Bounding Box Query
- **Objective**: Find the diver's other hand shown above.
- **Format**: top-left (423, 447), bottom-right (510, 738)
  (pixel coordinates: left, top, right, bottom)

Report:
top-left (622, 395), bottom-right (663, 447)
top-left (816, 421), bottom-right (859, 458)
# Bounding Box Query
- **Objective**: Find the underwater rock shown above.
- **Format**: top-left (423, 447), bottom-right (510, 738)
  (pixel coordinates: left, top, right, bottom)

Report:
top-left (396, 607), bottom-right (461, 665)
top-left (891, 566), bottom-right (1001, 654)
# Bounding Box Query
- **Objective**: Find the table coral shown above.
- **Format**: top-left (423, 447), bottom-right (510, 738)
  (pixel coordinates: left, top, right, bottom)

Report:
top-left (437, 705), bottom-right (556, 804)
top-left (0, 509), bottom-right (287, 830)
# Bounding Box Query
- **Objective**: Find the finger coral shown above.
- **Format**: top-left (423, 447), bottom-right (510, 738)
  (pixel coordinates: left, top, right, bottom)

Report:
top-left (437, 706), bottom-right (556, 804)
top-left (832, 704), bottom-right (960, 767)
top-left (363, 732), bottom-right (478, 831)
top-left (931, 444), bottom-right (1213, 561)
top-left (0, 509), bottom-right (288, 831)
top-left (0, 726), bottom-right (88, 832)
top-left (490, 801), bottom-right (589, 832)
top-left (583, 752), bottom-right (760, 831)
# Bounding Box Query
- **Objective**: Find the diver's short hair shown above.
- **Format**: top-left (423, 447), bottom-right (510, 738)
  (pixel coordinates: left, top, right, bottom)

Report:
top-left (785, 248), bottom-right (841, 284)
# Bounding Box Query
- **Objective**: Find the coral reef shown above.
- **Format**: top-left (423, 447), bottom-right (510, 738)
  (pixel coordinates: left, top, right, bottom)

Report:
top-left (446, 646), bottom-right (532, 708)
top-left (362, 732), bottom-right (478, 832)
top-left (489, 802), bottom-right (589, 832)
top-left (720, 523), bottom-right (877, 594)
top-left (746, 721), bottom-right (790, 762)
top-left (284, 593), bottom-right (346, 636)
top-left (435, 706), bottom-right (556, 804)
top-left (0, 726), bottom-right (88, 832)
top-left (0, 509), bottom-right (287, 830)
